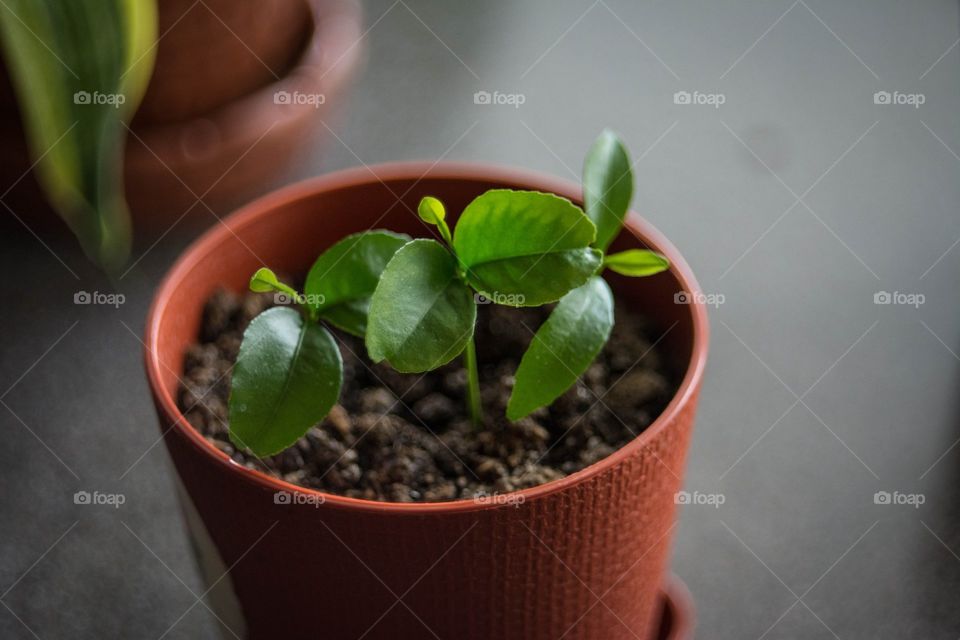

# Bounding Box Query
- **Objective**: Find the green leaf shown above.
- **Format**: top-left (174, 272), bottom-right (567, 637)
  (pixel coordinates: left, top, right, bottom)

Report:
top-left (321, 298), bottom-right (370, 336)
top-left (0, 0), bottom-right (157, 271)
top-left (604, 249), bottom-right (669, 277)
top-left (453, 189), bottom-right (601, 306)
top-left (507, 276), bottom-right (614, 420)
top-left (583, 129), bottom-right (633, 251)
top-left (418, 196), bottom-right (452, 245)
top-left (249, 267), bottom-right (297, 297)
top-left (229, 307), bottom-right (343, 456)
top-left (304, 230), bottom-right (410, 336)
top-left (366, 239), bottom-right (476, 373)
top-left (249, 267), bottom-right (282, 292)
top-left (418, 196), bottom-right (445, 223)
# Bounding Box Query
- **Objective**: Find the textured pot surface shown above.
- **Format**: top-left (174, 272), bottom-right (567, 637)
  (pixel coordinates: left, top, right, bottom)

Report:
top-left (145, 163), bottom-right (709, 640)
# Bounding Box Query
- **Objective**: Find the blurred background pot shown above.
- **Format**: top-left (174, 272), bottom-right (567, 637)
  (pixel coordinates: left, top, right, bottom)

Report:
top-left (0, 0), bottom-right (363, 234)
top-left (144, 163), bottom-right (709, 640)
top-left (134, 0), bottom-right (312, 124)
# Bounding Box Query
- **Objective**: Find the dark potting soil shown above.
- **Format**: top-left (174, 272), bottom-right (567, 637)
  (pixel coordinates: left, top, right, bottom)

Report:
top-left (178, 288), bottom-right (678, 503)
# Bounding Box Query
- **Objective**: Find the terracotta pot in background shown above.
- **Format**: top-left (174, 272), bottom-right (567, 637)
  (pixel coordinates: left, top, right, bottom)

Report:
top-left (134, 0), bottom-right (312, 125)
top-left (0, 0), bottom-right (364, 234)
top-left (144, 163), bottom-right (709, 640)
top-left (125, 0), bottom-right (364, 225)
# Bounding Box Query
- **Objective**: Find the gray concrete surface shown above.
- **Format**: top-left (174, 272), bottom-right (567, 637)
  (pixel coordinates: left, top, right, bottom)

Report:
top-left (1, 1), bottom-right (959, 637)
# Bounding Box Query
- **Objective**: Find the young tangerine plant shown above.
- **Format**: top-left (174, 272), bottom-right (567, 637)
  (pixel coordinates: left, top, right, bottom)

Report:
top-left (228, 130), bottom-right (669, 457)
top-left (228, 230), bottom-right (410, 455)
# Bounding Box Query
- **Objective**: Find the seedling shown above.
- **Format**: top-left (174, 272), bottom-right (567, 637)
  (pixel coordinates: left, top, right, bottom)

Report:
top-left (228, 130), bottom-right (669, 456)
top-left (506, 130), bottom-right (669, 419)
top-left (365, 188), bottom-right (604, 424)
top-left (228, 231), bottom-right (409, 455)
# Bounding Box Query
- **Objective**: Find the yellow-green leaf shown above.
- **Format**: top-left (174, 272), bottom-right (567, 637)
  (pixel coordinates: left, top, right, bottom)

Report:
top-left (604, 249), bottom-right (669, 277)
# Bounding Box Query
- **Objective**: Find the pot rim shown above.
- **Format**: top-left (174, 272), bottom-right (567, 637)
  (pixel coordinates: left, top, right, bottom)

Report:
top-left (144, 161), bottom-right (710, 514)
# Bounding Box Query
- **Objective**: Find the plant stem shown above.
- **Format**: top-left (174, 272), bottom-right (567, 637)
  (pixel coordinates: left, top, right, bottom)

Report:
top-left (464, 335), bottom-right (483, 427)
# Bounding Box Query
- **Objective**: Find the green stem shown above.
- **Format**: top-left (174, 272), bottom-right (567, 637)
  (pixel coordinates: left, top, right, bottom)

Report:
top-left (464, 335), bottom-right (483, 427)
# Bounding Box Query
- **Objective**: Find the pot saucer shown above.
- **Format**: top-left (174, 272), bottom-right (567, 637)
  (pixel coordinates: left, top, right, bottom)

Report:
top-left (657, 574), bottom-right (695, 639)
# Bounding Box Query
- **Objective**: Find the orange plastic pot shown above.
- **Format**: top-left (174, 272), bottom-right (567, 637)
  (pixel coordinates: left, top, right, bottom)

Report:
top-left (144, 163), bottom-right (708, 640)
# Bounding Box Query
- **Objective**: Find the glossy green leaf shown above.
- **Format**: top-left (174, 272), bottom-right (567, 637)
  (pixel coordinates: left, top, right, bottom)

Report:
top-left (0, 0), bottom-right (156, 271)
top-left (583, 129), bottom-right (633, 251)
top-left (452, 189), bottom-right (601, 306)
top-left (366, 239), bottom-right (476, 372)
top-left (321, 298), bottom-right (371, 336)
top-left (604, 249), bottom-right (669, 277)
top-left (229, 307), bottom-right (343, 456)
top-left (304, 230), bottom-right (410, 336)
top-left (507, 276), bottom-right (614, 420)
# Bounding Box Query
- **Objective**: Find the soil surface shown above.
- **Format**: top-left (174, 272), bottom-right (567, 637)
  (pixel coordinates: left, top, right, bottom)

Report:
top-left (179, 288), bottom-right (678, 502)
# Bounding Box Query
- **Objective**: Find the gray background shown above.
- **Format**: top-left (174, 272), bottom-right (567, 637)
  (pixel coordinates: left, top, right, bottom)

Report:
top-left (2, 0), bottom-right (959, 638)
